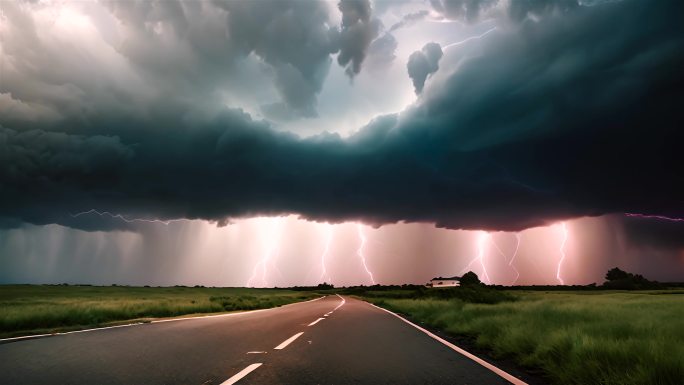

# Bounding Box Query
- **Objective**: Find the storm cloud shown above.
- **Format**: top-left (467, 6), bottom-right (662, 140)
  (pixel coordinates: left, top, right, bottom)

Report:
top-left (336, 0), bottom-right (382, 77)
top-left (407, 42), bottom-right (443, 94)
top-left (1, 0), bottom-right (683, 233)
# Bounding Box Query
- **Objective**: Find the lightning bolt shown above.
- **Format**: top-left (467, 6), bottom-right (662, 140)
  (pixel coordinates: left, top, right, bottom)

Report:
top-left (246, 218), bottom-right (284, 288)
top-left (70, 209), bottom-right (186, 225)
top-left (443, 27), bottom-right (497, 50)
top-left (489, 233), bottom-right (522, 285)
top-left (356, 224), bottom-right (376, 285)
top-left (555, 222), bottom-right (568, 285)
top-left (318, 225), bottom-right (334, 284)
top-left (460, 231), bottom-right (491, 284)
top-left (624, 213), bottom-right (684, 222)
top-left (509, 233), bottom-right (522, 284)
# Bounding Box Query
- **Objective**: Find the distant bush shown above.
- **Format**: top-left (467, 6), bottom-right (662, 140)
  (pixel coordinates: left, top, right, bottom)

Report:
top-left (460, 271), bottom-right (481, 286)
top-left (350, 285), bottom-right (515, 304)
top-left (603, 267), bottom-right (661, 290)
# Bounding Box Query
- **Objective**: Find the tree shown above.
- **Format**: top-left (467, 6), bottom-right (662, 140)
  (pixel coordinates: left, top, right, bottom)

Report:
top-left (460, 271), bottom-right (481, 286)
top-left (603, 267), bottom-right (660, 290)
top-left (605, 267), bottom-right (630, 281)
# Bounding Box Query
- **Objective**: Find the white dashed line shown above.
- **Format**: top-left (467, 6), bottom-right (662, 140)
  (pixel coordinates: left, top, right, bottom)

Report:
top-left (220, 363), bottom-right (263, 385)
top-left (274, 332), bottom-right (304, 350)
top-left (333, 294), bottom-right (346, 311)
top-left (308, 318), bottom-right (325, 326)
top-left (246, 351), bottom-right (267, 354)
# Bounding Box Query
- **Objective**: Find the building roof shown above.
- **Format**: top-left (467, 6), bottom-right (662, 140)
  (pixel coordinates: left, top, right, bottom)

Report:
top-left (431, 276), bottom-right (461, 281)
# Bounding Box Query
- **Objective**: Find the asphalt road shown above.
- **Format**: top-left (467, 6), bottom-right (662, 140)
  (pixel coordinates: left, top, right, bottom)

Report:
top-left (0, 295), bottom-right (522, 385)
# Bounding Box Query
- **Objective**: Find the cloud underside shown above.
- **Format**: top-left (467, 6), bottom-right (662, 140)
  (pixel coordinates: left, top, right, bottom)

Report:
top-left (1, 0), bottom-right (683, 232)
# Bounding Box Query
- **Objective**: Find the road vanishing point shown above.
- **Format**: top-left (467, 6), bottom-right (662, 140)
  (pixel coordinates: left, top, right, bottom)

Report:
top-left (0, 295), bottom-right (527, 385)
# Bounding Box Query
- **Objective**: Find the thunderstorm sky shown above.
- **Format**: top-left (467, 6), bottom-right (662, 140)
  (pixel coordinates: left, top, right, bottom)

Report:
top-left (1, 0), bottom-right (683, 286)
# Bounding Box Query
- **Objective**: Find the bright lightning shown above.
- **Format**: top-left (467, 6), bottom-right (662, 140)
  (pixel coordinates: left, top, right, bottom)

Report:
top-left (443, 27), bottom-right (497, 50)
top-left (246, 218), bottom-right (284, 288)
top-left (509, 234), bottom-right (522, 284)
top-left (489, 233), bottom-right (522, 285)
top-left (356, 224), bottom-right (376, 285)
top-left (318, 225), bottom-right (334, 284)
top-left (555, 222), bottom-right (569, 285)
top-left (460, 231), bottom-right (491, 284)
top-left (624, 213), bottom-right (684, 222)
top-left (70, 209), bottom-right (186, 225)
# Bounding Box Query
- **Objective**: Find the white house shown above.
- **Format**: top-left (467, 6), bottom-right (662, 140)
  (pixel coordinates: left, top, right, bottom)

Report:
top-left (428, 276), bottom-right (461, 287)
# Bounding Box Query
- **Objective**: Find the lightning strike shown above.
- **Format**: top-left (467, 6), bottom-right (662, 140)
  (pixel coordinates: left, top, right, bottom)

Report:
top-left (318, 225), bottom-right (334, 284)
top-left (624, 213), bottom-right (684, 222)
top-left (460, 231), bottom-right (491, 284)
top-left (246, 218), bottom-right (284, 288)
top-left (555, 222), bottom-right (569, 285)
top-left (70, 209), bottom-right (186, 225)
top-left (509, 233), bottom-right (522, 284)
top-left (489, 233), bottom-right (522, 285)
top-left (356, 224), bottom-right (376, 285)
top-left (443, 27), bottom-right (497, 50)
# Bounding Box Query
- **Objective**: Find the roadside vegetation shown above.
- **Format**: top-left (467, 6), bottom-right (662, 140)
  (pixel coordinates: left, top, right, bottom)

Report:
top-left (0, 285), bottom-right (319, 338)
top-left (360, 269), bottom-right (684, 385)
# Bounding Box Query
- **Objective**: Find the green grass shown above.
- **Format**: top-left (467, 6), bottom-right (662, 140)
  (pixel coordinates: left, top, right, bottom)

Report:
top-left (0, 285), bottom-right (319, 338)
top-left (367, 290), bottom-right (684, 385)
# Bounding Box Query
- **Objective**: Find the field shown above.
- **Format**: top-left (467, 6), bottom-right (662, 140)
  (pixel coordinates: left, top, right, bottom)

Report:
top-left (0, 285), bottom-right (319, 338)
top-left (365, 289), bottom-right (684, 385)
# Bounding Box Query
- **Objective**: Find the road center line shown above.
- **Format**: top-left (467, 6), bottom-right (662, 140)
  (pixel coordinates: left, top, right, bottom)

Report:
top-left (274, 332), bottom-right (304, 350)
top-left (220, 363), bottom-right (262, 385)
top-left (308, 318), bottom-right (325, 326)
top-left (333, 294), bottom-right (346, 311)
top-left (367, 302), bottom-right (528, 385)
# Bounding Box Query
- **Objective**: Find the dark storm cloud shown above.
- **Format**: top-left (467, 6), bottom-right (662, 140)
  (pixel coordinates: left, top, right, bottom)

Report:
top-left (1, 0), bottom-right (683, 232)
top-left (429, 0), bottom-right (579, 23)
top-left (407, 42), bottom-right (443, 94)
top-left (430, 0), bottom-right (499, 23)
top-left (214, 0), bottom-right (339, 117)
top-left (337, 0), bottom-right (382, 77)
top-left (0, 0), bottom-right (339, 120)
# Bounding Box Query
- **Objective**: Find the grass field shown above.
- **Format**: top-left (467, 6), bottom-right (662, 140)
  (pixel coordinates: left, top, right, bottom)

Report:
top-left (0, 285), bottom-right (319, 338)
top-left (367, 290), bottom-right (684, 385)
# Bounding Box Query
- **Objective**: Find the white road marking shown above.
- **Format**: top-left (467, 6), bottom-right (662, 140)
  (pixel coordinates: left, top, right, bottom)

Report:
top-left (246, 351), bottom-right (267, 354)
top-left (274, 332), bottom-right (304, 350)
top-left (220, 363), bottom-right (262, 385)
top-left (367, 302), bottom-right (528, 385)
top-left (333, 294), bottom-right (346, 310)
top-left (308, 318), bottom-right (325, 326)
top-left (0, 323), bottom-right (145, 344)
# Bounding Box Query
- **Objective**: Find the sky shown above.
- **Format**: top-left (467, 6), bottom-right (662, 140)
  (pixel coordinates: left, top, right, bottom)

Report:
top-left (1, 0), bottom-right (683, 286)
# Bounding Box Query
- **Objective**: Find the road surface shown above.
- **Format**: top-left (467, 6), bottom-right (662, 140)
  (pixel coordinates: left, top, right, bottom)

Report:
top-left (0, 295), bottom-right (524, 384)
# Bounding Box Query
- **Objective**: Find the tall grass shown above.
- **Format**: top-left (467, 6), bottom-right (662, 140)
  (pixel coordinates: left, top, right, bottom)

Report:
top-left (0, 285), bottom-right (318, 337)
top-left (370, 291), bottom-right (684, 385)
